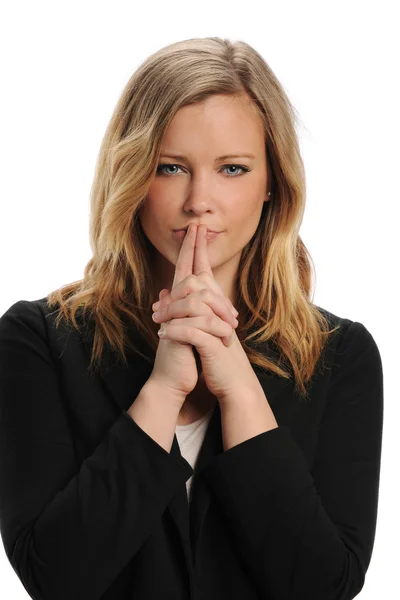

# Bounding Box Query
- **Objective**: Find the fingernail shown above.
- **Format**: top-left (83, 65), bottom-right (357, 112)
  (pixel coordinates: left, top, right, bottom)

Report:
top-left (153, 301), bottom-right (161, 310)
top-left (232, 308), bottom-right (239, 317)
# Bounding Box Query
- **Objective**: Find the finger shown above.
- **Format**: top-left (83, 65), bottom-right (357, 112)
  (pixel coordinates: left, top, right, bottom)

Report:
top-left (156, 284), bottom-right (238, 317)
top-left (196, 294), bottom-right (239, 328)
top-left (158, 316), bottom-right (233, 346)
top-left (152, 289), bottom-right (169, 311)
top-left (163, 223), bottom-right (238, 318)
top-left (154, 282), bottom-right (232, 316)
top-left (222, 335), bottom-right (232, 347)
top-left (193, 224), bottom-right (238, 317)
top-left (172, 223), bottom-right (197, 290)
top-left (159, 324), bottom-right (232, 349)
top-left (153, 295), bottom-right (238, 329)
top-left (193, 224), bottom-right (213, 277)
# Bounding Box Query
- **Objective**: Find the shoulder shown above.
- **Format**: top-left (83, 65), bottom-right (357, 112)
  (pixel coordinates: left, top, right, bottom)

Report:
top-left (314, 304), bottom-right (382, 383)
top-left (315, 304), bottom-right (380, 352)
top-left (0, 296), bottom-right (55, 328)
top-left (0, 296), bottom-right (68, 345)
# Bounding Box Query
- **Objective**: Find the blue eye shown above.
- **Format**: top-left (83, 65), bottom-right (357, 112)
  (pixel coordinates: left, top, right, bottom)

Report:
top-left (156, 164), bottom-right (250, 177)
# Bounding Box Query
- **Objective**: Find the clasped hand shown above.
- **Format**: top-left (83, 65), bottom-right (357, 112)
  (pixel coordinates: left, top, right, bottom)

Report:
top-left (151, 223), bottom-right (260, 403)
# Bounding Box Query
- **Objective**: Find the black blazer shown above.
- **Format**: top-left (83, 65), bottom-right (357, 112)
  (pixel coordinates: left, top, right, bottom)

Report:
top-left (0, 297), bottom-right (383, 600)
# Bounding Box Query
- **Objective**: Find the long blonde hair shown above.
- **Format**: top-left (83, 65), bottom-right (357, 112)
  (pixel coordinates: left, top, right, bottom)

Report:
top-left (47, 36), bottom-right (340, 400)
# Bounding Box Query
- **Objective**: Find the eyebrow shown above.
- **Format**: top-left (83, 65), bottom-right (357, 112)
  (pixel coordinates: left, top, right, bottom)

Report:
top-left (159, 152), bottom-right (256, 161)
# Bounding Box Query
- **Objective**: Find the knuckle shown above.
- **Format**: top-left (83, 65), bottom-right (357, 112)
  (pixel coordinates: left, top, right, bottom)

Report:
top-left (201, 289), bottom-right (213, 302)
top-left (186, 274), bottom-right (197, 286)
top-left (202, 271), bottom-right (213, 282)
top-left (187, 297), bottom-right (198, 311)
top-left (208, 314), bottom-right (217, 327)
top-left (182, 279), bottom-right (196, 298)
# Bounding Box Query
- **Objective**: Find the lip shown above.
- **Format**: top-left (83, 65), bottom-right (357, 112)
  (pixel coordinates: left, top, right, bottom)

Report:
top-left (172, 226), bottom-right (221, 233)
top-left (172, 229), bottom-right (222, 242)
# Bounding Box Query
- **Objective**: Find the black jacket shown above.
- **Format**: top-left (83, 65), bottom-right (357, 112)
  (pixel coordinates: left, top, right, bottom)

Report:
top-left (0, 297), bottom-right (383, 600)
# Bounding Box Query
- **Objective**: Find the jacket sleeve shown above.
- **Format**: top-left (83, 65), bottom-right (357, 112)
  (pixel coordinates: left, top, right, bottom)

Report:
top-left (0, 300), bottom-right (194, 600)
top-left (202, 321), bottom-right (384, 600)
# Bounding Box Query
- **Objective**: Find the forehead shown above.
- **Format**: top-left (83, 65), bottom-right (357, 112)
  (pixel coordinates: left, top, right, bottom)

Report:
top-left (162, 94), bottom-right (265, 154)
top-left (173, 93), bottom-right (261, 124)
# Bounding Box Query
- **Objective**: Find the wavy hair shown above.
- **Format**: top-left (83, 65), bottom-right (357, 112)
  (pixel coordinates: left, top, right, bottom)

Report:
top-left (47, 36), bottom-right (340, 400)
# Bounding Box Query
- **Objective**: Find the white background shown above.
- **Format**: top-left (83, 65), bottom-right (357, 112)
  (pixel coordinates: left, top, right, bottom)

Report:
top-left (0, 1), bottom-right (398, 598)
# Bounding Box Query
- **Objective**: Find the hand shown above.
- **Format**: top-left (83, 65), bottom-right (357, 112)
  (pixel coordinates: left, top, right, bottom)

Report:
top-left (148, 224), bottom-right (208, 404)
top-left (151, 224), bottom-right (261, 402)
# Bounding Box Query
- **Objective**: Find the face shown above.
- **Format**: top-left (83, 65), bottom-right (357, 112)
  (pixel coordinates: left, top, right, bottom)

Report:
top-left (138, 93), bottom-right (269, 305)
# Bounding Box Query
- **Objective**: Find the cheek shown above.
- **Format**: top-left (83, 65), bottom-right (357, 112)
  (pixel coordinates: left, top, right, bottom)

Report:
top-left (140, 197), bottom-right (169, 226)
top-left (228, 197), bottom-right (264, 241)
top-left (231, 195), bottom-right (263, 221)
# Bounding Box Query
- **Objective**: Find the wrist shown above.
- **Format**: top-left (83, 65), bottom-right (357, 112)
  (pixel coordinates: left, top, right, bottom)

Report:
top-left (143, 377), bottom-right (187, 412)
top-left (218, 379), bottom-right (265, 407)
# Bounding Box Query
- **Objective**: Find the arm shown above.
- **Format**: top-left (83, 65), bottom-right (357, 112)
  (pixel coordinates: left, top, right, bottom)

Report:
top-left (202, 321), bottom-right (384, 600)
top-left (218, 383), bottom-right (278, 451)
top-left (127, 379), bottom-right (184, 453)
top-left (0, 301), bottom-right (193, 600)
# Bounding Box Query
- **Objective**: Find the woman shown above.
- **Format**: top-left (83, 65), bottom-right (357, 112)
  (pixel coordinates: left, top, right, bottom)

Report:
top-left (0, 37), bottom-right (383, 600)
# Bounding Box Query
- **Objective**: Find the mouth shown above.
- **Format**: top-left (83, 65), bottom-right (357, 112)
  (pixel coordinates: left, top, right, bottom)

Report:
top-left (172, 228), bottom-right (222, 242)
top-left (172, 226), bottom-right (221, 233)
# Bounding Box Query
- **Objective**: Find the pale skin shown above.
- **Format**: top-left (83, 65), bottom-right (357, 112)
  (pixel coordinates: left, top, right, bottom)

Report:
top-left (154, 223), bottom-right (239, 424)
top-left (139, 92), bottom-right (271, 309)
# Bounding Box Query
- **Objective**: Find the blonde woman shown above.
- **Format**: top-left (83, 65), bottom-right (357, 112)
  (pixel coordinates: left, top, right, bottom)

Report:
top-left (0, 37), bottom-right (383, 600)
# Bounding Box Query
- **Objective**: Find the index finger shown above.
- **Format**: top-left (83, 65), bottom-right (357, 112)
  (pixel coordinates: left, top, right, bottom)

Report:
top-left (193, 224), bottom-right (213, 277)
top-left (172, 223), bottom-right (197, 290)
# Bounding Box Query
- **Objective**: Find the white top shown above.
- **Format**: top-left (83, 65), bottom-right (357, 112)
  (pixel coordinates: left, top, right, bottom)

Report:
top-left (175, 406), bottom-right (216, 503)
